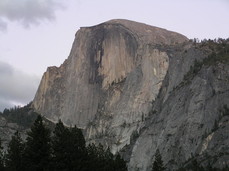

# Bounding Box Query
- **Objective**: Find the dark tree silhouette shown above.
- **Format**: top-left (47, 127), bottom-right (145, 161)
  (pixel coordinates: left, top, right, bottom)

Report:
top-left (113, 153), bottom-right (127, 171)
top-left (69, 125), bottom-right (87, 170)
top-left (152, 149), bottom-right (165, 171)
top-left (86, 143), bottom-right (127, 171)
top-left (23, 115), bottom-right (51, 171)
top-left (5, 131), bottom-right (25, 171)
top-left (52, 119), bottom-right (87, 171)
top-left (191, 159), bottom-right (205, 171)
top-left (51, 119), bottom-right (70, 170)
top-left (1, 110), bottom-right (129, 171)
top-left (0, 138), bottom-right (4, 171)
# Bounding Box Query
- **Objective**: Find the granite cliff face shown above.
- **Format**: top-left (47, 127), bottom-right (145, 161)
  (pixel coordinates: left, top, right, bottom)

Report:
top-left (33, 20), bottom-right (186, 127)
top-left (32, 20), bottom-right (229, 170)
top-left (33, 19), bottom-right (187, 147)
top-left (129, 44), bottom-right (229, 170)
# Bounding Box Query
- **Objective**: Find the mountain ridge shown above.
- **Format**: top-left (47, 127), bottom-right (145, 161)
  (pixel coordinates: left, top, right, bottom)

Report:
top-left (29, 20), bottom-right (229, 170)
top-left (82, 19), bottom-right (188, 45)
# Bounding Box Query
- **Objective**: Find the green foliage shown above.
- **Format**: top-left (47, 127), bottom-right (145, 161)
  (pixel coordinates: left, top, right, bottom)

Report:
top-left (1, 103), bottom-right (38, 128)
top-left (0, 138), bottom-right (4, 171)
top-left (176, 157), bottom-right (229, 171)
top-left (65, 126), bottom-right (87, 170)
top-left (23, 115), bottom-right (51, 171)
top-left (1, 114), bottom-right (229, 170)
top-left (182, 59), bottom-right (203, 86)
top-left (152, 149), bottom-right (165, 171)
top-left (52, 120), bottom-right (87, 170)
top-left (114, 153), bottom-right (128, 171)
top-left (0, 114), bottom-right (128, 171)
top-left (222, 105), bottom-right (229, 116)
top-left (51, 120), bottom-right (69, 170)
top-left (179, 38), bottom-right (229, 88)
top-left (191, 159), bottom-right (205, 171)
top-left (86, 143), bottom-right (127, 171)
top-left (51, 119), bottom-right (127, 171)
top-left (200, 38), bottom-right (229, 65)
top-left (211, 105), bottom-right (229, 133)
top-left (130, 130), bottom-right (139, 143)
top-left (87, 143), bottom-right (110, 171)
top-left (5, 131), bottom-right (25, 171)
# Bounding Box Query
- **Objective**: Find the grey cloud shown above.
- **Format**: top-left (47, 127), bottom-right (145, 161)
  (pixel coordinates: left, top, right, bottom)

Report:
top-left (0, 18), bottom-right (7, 31)
top-left (0, 61), bottom-right (13, 74)
top-left (0, 98), bottom-right (14, 112)
top-left (0, 61), bottom-right (40, 111)
top-left (0, 0), bottom-right (64, 28)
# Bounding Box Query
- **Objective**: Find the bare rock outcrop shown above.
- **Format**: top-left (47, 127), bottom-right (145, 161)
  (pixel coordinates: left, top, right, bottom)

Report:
top-left (32, 19), bottom-right (229, 170)
top-left (129, 46), bottom-right (229, 170)
top-left (33, 19), bottom-right (187, 152)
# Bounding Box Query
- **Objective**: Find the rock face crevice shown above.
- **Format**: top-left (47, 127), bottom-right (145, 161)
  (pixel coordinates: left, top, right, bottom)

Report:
top-left (32, 19), bottom-right (229, 170)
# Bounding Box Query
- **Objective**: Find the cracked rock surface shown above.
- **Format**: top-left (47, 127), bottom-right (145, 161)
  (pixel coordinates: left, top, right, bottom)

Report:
top-left (32, 19), bottom-right (229, 170)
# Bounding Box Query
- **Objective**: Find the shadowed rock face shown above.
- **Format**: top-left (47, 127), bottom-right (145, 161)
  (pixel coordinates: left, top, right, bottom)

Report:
top-left (127, 40), bottom-right (229, 170)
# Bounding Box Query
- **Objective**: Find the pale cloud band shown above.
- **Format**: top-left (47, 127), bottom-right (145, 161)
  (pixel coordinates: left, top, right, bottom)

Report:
top-left (0, 61), bottom-right (40, 111)
top-left (0, 18), bottom-right (7, 31)
top-left (0, 0), bottom-right (65, 30)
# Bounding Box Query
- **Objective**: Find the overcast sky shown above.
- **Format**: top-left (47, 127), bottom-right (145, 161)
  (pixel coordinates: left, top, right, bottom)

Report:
top-left (0, 0), bottom-right (229, 111)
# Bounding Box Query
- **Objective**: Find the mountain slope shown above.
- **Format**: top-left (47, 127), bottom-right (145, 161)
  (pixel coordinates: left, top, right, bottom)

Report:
top-left (32, 19), bottom-right (187, 152)
top-left (129, 42), bottom-right (229, 170)
top-left (0, 104), bottom-right (55, 148)
top-left (32, 20), bottom-right (229, 170)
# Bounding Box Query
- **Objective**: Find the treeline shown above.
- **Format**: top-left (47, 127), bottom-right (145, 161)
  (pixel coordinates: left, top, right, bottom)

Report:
top-left (0, 115), bottom-right (127, 171)
top-left (178, 38), bottom-right (229, 88)
top-left (152, 149), bottom-right (229, 171)
top-left (193, 38), bottom-right (229, 65)
top-left (176, 159), bottom-right (229, 171)
top-left (0, 103), bottom-right (38, 128)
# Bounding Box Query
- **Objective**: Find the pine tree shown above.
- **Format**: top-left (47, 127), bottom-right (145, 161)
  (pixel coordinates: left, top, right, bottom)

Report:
top-left (86, 143), bottom-right (100, 171)
top-left (191, 159), bottom-right (205, 171)
top-left (52, 120), bottom-right (78, 170)
top-left (5, 131), bottom-right (24, 171)
top-left (23, 115), bottom-right (51, 171)
top-left (68, 125), bottom-right (87, 170)
top-left (52, 120), bottom-right (87, 171)
top-left (0, 138), bottom-right (4, 171)
top-left (86, 143), bottom-right (109, 171)
top-left (52, 119), bottom-right (69, 170)
top-left (86, 143), bottom-right (127, 171)
top-left (113, 153), bottom-right (127, 171)
top-left (152, 149), bottom-right (165, 171)
top-left (104, 147), bottom-right (114, 170)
